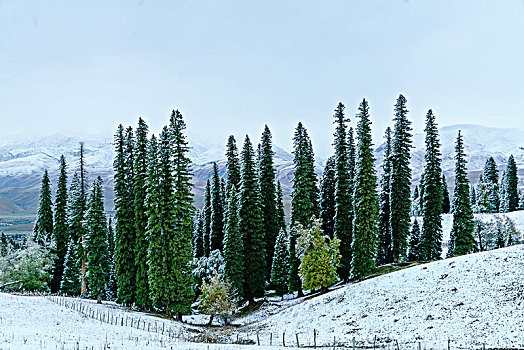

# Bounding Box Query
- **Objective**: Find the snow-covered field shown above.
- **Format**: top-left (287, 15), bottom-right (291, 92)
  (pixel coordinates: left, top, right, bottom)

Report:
top-left (2, 244), bottom-right (523, 349)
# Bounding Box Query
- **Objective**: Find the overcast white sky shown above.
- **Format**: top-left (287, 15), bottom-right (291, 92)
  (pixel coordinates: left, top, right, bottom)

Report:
top-left (1, 0), bottom-right (523, 156)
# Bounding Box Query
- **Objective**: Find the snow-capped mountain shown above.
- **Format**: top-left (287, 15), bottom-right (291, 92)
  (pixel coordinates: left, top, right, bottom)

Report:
top-left (1, 124), bottom-right (523, 212)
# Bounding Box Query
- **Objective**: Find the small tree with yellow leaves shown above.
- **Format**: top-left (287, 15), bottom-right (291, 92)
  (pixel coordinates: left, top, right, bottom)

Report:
top-left (197, 273), bottom-right (238, 325)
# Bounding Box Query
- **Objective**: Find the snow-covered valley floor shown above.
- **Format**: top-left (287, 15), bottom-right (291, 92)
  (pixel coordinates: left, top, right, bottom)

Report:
top-left (1, 245), bottom-right (523, 349)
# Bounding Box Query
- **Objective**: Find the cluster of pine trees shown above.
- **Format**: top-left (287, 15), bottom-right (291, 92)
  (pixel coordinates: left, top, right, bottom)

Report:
top-left (33, 144), bottom-right (114, 302)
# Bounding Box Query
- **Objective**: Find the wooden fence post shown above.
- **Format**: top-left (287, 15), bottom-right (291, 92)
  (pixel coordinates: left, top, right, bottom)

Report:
top-left (352, 337), bottom-right (356, 350)
top-left (313, 329), bottom-right (316, 348)
top-left (283, 332), bottom-right (285, 347)
top-left (296, 333), bottom-right (299, 347)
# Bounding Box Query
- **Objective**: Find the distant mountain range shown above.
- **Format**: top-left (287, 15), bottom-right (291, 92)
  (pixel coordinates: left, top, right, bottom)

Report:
top-left (1, 124), bottom-right (524, 214)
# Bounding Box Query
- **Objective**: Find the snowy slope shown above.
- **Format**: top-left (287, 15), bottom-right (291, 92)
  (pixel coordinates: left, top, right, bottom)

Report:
top-left (238, 245), bottom-right (524, 349)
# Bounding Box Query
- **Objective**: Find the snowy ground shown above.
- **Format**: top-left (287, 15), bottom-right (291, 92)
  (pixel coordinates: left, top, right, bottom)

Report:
top-left (237, 245), bottom-right (524, 349)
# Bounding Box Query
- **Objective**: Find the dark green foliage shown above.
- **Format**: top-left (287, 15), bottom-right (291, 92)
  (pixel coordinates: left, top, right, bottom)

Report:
top-left (503, 155), bottom-right (519, 212)
top-left (85, 177), bottom-right (110, 302)
top-left (168, 109), bottom-right (195, 317)
top-left (271, 229), bottom-right (289, 297)
top-left (482, 157), bottom-right (500, 213)
top-left (106, 216), bottom-right (117, 299)
top-left (483, 157), bottom-right (499, 183)
top-left (419, 110), bottom-right (443, 261)
top-left (225, 135), bottom-right (241, 193)
top-left (377, 127), bottom-right (393, 265)
top-left (470, 185), bottom-right (477, 212)
top-left (223, 188), bottom-right (244, 296)
top-left (408, 219), bottom-right (421, 261)
top-left (50, 155), bottom-right (68, 293)
top-left (60, 239), bottom-right (81, 296)
top-left (210, 163), bottom-right (224, 251)
top-left (258, 125), bottom-right (278, 280)
top-left (203, 180), bottom-right (212, 257)
top-left (34, 169), bottom-right (53, 245)
top-left (0, 233), bottom-right (8, 256)
top-left (332, 103), bottom-right (353, 280)
top-left (351, 99), bottom-right (379, 279)
top-left (389, 94), bottom-right (413, 262)
top-left (319, 156), bottom-right (336, 239)
top-left (347, 127), bottom-right (356, 187)
top-left (133, 117), bottom-right (150, 309)
top-left (441, 174), bottom-right (451, 214)
top-left (276, 181), bottom-right (287, 234)
top-left (68, 172), bottom-right (86, 244)
top-left (238, 135), bottom-right (265, 302)
top-left (291, 122), bottom-right (319, 227)
top-left (113, 125), bottom-right (136, 306)
top-left (448, 131), bottom-right (475, 257)
top-left (193, 210), bottom-right (205, 259)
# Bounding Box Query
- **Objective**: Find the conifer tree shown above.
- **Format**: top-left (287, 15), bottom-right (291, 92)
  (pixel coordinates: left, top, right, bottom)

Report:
top-left (133, 117), bottom-right (150, 309)
top-left (448, 131), bottom-right (474, 257)
top-left (348, 127), bottom-right (356, 188)
top-left (351, 99), bottom-right (379, 279)
top-left (210, 163), bottom-right (224, 251)
top-left (441, 174), bottom-right (451, 214)
top-left (225, 135), bottom-right (241, 193)
top-left (203, 180), bottom-right (212, 257)
top-left (113, 125), bottom-right (136, 306)
top-left (389, 94), bottom-right (413, 262)
top-left (258, 125), bottom-right (278, 279)
top-left (85, 177), bottom-right (110, 303)
top-left (288, 224), bottom-right (302, 296)
top-left (223, 188), bottom-right (243, 296)
top-left (68, 172), bottom-right (85, 244)
top-left (276, 181), bottom-right (287, 233)
top-left (319, 156), bottom-right (336, 238)
top-left (332, 103), bottom-right (353, 280)
top-left (419, 110), bottom-right (443, 261)
top-left (504, 155), bottom-right (519, 212)
top-left (291, 122), bottom-right (319, 226)
top-left (51, 155), bottom-right (68, 292)
top-left (193, 210), bottom-right (205, 259)
top-left (238, 135), bottom-right (265, 303)
top-left (106, 216), bottom-right (117, 299)
top-left (168, 109), bottom-right (195, 319)
top-left (470, 185), bottom-right (477, 213)
top-left (60, 239), bottom-right (81, 296)
top-left (483, 157), bottom-right (500, 212)
top-left (377, 127), bottom-right (393, 265)
top-left (410, 186), bottom-right (420, 216)
top-left (408, 219), bottom-right (421, 261)
top-left (34, 169), bottom-right (53, 245)
top-left (271, 229), bottom-right (290, 298)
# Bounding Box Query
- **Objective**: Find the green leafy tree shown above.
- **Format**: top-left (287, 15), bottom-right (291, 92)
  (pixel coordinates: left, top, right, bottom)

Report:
top-left (332, 103), bottom-right (353, 280)
top-left (389, 94), bottom-right (413, 262)
top-left (448, 131), bottom-right (475, 257)
top-left (238, 135), bottom-right (265, 303)
top-left (419, 110), bottom-right (443, 261)
top-left (85, 177), bottom-right (110, 303)
top-left (377, 127), bottom-right (393, 265)
top-left (197, 273), bottom-right (238, 326)
top-left (271, 229), bottom-right (289, 298)
top-left (296, 219), bottom-right (341, 292)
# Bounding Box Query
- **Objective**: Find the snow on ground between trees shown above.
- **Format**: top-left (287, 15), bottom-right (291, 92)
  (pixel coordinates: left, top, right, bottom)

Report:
top-left (241, 245), bottom-right (524, 349)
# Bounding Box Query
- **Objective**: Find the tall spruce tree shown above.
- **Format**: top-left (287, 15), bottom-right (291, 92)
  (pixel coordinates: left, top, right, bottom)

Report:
top-left (319, 156), bottom-right (336, 239)
top-left (377, 127), bottom-right (393, 265)
top-left (210, 163), bottom-right (224, 251)
top-left (408, 219), bottom-right (421, 261)
top-left (271, 229), bottom-right (289, 298)
top-left (34, 169), bottom-right (53, 246)
top-left (419, 110), bottom-right (443, 261)
top-left (276, 181), bottom-right (287, 233)
top-left (68, 172), bottom-right (85, 244)
top-left (332, 103), bottom-right (353, 280)
top-left (168, 110), bottom-right (195, 319)
top-left (193, 210), bottom-right (205, 258)
top-left (85, 177), bottom-right (110, 303)
top-left (504, 155), bottom-right (519, 212)
top-left (258, 125), bottom-right (278, 280)
top-left (225, 135), bottom-right (241, 193)
top-left (389, 94), bottom-right (413, 262)
top-left (441, 174), bottom-right (451, 214)
top-left (288, 224), bottom-right (302, 296)
top-left (203, 180), bottom-right (212, 257)
top-left (348, 127), bottom-right (356, 188)
top-left (222, 188), bottom-right (244, 296)
top-left (351, 99), bottom-right (379, 279)
top-left (51, 155), bottom-right (68, 292)
top-left (238, 135), bottom-right (265, 303)
top-left (60, 239), bottom-right (81, 296)
top-left (482, 157), bottom-right (500, 213)
top-left (113, 125), bottom-right (136, 306)
top-left (133, 117), bottom-right (150, 309)
top-left (107, 216), bottom-right (117, 299)
top-left (448, 131), bottom-right (475, 257)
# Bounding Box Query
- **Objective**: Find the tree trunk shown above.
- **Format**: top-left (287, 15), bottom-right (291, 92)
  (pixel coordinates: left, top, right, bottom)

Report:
top-left (97, 294), bottom-right (102, 304)
top-left (208, 314), bottom-right (214, 325)
top-left (177, 312), bottom-right (183, 321)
